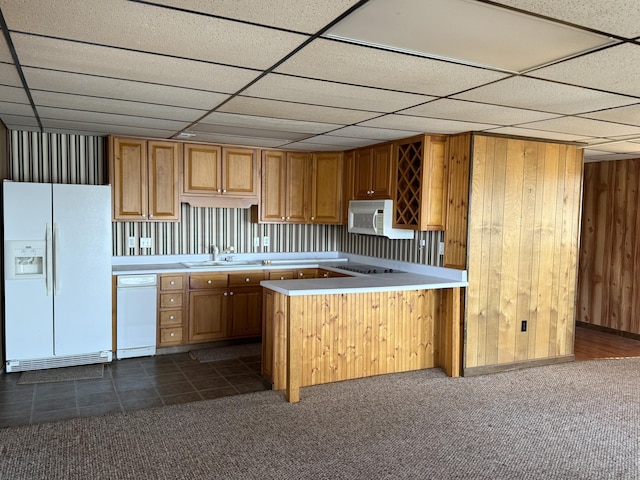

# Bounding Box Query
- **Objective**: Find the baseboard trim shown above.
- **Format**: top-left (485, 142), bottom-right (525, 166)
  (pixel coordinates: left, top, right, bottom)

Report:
top-left (463, 355), bottom-right (575, 377)
top-left (576, 321), bottom-right (640, 341)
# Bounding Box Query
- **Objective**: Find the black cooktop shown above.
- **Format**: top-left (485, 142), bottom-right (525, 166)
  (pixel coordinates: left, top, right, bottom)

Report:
top-left (334, 263), bottom-right (399, 274)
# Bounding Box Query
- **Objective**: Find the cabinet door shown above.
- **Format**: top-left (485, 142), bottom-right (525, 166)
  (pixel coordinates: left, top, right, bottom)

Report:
top-left (183, 143), bottom-right (222, 194)
top-left (370, 144), bottom-right (393, 199)
top-left (342, 150), bottom-right (355, 225)
top-left (188, 289), bottom-right (228, 342)
top-left (222, 147), bottom-right (257, 197)
top-left (260, 150), bottom-right (286, 222)
top-left (228, 287), bottom-right (262, 338)
top-left (311, 152), bottom-right (343, 224)
top-left (285, 152), bottom-right (311, 223)
top-left (148, 141), bottom-right (180, 221)
top-left (422, 135), bottom-right (448, 230)
top-left (111, 137), bottom-right (147, 220)
top-left (353, 147), bottom-right (373, 199)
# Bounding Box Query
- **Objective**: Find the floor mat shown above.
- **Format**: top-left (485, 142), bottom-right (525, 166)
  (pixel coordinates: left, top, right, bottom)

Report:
top-left (189, 343), bottom-right (262, 362)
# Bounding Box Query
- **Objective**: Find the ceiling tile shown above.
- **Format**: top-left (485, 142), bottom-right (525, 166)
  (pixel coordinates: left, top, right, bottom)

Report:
top-left (0, 101), bottom-right (34, 116)
top-left (275, 38), bottom-right (509, 96)
top-left (189, 123), bottom-right (308, 141)
top-left (218, 96), bottom-right (381, 125)
top-left (492, 0), bottom-right (640, 38)
top-left (40, 120), bottom-right (177, 138)
top-left (279, 142), bottom-right (352, 151)
top-left (31, 91), bottom-right (207, 122)
top-left (1, 112), bottom-right (38, 124)
top-left (0, 62), bottom-right (22, 87)
top-left (0, 29), bottom-right (13, 63)
top-left (454, 76), bottom-right (638, 115)
top-left (0, 85), bottom-right (29, 104)
top-left (359, 114), bottom-right (498, 134)
top-left (37, 107), bottom-right (189, 131)
top-left (400, 99), bottom-right (560, 125)
top-left (176, 132), bottom-right (288, 148)
top-left (330, 125), bottom-right (423, 140)
top-left (0, 0), bottom-right (308, 70)
top-left (242, 74), bottom-right (433, 112)
top-left (484, 126), bottom-right (593, 142)
top-left (579, 103), bottom-right (640, 126)
top-left (529, 44), bottom-right (640, 97)
top-left (23, 67), bottom-right (230, 110)
top-left (585, 141), bottom-right (640, 154)
top-left (196, 112), bottom-right (337, 135)
top-left (519, 116), bottom-right (640, 137)
top-left (583, 152), bottom-right (640, 162)
top-left (12, 33), bottom-right (261, 93)
top-left (296, 135), bottom-right (380, 148)
top-left (147, 0), bottom-right (361, 34)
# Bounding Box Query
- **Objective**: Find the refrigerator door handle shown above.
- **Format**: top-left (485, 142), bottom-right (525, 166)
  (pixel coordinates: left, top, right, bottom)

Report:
top-left (46, 223), bottom-right (53, 296)
top-left (54, 223), bottom-right (61, 295)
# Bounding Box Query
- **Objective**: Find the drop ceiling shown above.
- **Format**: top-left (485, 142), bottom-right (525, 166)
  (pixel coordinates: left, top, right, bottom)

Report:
top-left (2, 0), bottom-right (640, 161)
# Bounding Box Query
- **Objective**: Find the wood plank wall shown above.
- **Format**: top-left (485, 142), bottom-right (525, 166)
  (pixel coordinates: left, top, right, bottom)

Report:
top-left (465, 135), bottom-right (583, 371)
top-left (578, 159), bottom-right (640, 335)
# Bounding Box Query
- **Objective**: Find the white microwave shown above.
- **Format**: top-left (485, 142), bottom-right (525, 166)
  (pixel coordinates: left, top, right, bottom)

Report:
top-left (347, 200), bottom-right (414, 239)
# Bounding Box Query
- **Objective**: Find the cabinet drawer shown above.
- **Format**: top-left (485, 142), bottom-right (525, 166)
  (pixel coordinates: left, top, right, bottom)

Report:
top-left (160, 292), bottom-right (183, 308)
top-left (160, 275), bottom-right (184, 291)
top-left (159, 327), bottom-right (183, 345)
top-left (189, 273), bottom-right (228, 289)
top-left (228, 272), bottom-right (266, 287)
top-left (159, 309), bottom-right (183, 326)
top-left (268, 270), bottom-right (295, 280)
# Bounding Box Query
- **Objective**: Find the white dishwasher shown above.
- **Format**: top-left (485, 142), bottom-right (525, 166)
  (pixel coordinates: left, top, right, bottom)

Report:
top-left (116, 274), bottom-right (158, 359)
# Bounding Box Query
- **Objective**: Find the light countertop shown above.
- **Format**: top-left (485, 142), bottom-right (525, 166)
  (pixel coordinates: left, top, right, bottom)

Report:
top-left (112, 252), bottom-right (467, 295)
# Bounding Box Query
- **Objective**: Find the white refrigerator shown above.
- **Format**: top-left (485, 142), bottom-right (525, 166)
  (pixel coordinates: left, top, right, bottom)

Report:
top-left (3, 181), bottom-right (113, 372)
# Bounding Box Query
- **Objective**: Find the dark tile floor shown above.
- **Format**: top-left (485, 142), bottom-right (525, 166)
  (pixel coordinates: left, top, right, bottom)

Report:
top-left (0, 352), bottom-right (268, 428)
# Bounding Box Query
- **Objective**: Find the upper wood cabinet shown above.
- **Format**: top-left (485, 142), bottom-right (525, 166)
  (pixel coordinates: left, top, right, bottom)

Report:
top-left (311, 152), bottom-right (343, 224)
top-left (353, 143), bottom-right (393, 200)
top-left (259, 150), bottom-right (309, 223)
top-left (182, 144), bottom-right (258, 208)
top-left (392, 134), bottom-right (448, 231)
top-left (257, 150), bottom-right (342, 224)
top-left (110, 136), bottom-right (180, 222)
top-left (342, 150), bottom-right (355, 225)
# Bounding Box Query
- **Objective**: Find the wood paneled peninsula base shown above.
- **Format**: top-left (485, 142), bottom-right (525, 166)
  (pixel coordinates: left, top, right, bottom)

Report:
top-left (261, 286), bottom-right (462, 403)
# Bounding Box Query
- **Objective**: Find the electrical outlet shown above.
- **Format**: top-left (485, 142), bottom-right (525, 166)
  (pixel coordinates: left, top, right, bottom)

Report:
top-left (419, 239), bottom-right (426, 247)
top-left (438, 242), bottom-right (445, 256)
top-left (521, 320), bottom-right (527, 332)
top-left (253, 236), bottom-right (260, 247)
top-left (262, 236), bottom-right (270, 247)
top-left (128, 237), bottom-right (136, 248)
top-left (140, 237), bottom-right (152, 248)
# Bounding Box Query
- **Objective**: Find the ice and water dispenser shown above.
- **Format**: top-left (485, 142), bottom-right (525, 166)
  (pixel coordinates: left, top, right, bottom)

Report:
top-left (5, 240), bottom-right (46, 279)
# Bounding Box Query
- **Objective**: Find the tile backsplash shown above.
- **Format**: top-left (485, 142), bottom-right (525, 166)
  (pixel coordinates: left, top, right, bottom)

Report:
top-left (7, 130), bottom-right (443, 266)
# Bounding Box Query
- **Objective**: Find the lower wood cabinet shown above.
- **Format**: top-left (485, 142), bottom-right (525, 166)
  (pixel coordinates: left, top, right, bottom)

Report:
top-left (186, 271), bottom-right (265, 344)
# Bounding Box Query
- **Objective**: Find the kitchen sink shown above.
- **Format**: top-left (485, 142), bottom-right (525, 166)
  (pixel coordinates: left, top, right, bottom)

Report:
top-left (181, 260), bottom-right (260, 268)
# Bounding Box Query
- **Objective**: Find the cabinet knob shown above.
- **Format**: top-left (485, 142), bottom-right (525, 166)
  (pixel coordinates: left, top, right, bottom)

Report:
top-left (323, 273), bottom-right (329, 277)
top-left (169, 315), bottom-right (174, 320)
top-left (281, 216), bottom-right (285, 220)
top-left (280, 276), bottom-right (285, 280)
top-left (229, 291), bottom-right (234, 296)
top-left (217, 189), bottom-right (222, 193)
top-left (170, 298), bottom-right (174, 303)
top-left (286, 216), bottom-right (290, 220)
top-left (245, 278), bottom-right (250, 282)
top-left (222, 189), bottom-right (227, 193)
top-left (311, 216), bottom-right (315, 220)
top-left (224, 292), bottom-right (228, 296)
top-left (149, 214), bottom-right (154, 218)
top-left (299, 273), bottom-right (304, 277)
top-left (170, 332), bottom-right (175, 337)
top-left (207, 280), bottom-right (212, 284)
top-left (170, 281), bottom-right (175, 285)
top-left (141, 214), bottom-right (146, 218)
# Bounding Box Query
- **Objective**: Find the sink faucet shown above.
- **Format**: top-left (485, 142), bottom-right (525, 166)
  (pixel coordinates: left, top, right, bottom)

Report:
top-left (211, 245), bottom-right (234, 261)
top-left (220, 245), bottom-right (235, 261)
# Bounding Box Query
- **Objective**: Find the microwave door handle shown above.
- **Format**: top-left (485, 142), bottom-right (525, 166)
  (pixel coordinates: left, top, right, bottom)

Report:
top-left (372, 211), bottom-right (379, 234)
top-left (45, 223), bottom-right (53, 296)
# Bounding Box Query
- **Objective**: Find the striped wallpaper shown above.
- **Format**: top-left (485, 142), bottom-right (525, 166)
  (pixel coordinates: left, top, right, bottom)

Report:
top-left (7, 130), bottom-right (443, 266)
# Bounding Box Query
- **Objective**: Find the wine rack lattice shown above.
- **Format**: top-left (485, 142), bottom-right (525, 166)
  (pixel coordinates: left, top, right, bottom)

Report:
top-left (395, 140), bottom-right (423, 227)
